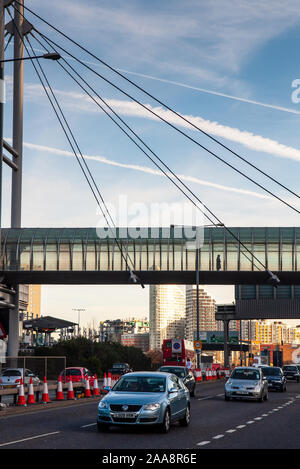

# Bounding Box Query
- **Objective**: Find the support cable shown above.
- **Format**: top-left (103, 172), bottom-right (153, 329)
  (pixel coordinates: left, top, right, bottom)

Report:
top-left (30, 31), bottom-right (268, 273)
top-left (13, 1), bottom-right (300, 203)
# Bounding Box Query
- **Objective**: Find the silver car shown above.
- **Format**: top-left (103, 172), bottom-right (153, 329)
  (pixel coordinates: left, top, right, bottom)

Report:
top-left (225, 366), bottom-right (268, 402)
top-left (0, 368), bottom-right (40, 388)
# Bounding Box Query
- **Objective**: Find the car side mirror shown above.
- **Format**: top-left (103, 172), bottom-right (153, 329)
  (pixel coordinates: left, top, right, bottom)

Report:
top-left (104, 386), bottom-right (111, 392)
top-left (169, 387), bottom-right (178, 394)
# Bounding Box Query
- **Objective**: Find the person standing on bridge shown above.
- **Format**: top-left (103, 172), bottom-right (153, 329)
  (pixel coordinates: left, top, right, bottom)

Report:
top-left (216, 254), bottom-right (221, 271)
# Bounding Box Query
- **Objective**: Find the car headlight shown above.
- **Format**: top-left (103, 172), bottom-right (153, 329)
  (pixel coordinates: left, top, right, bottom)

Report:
top-left (143, 403), bottom-right (161, 411)
top-left (99, 400), bottom-right (108, 409)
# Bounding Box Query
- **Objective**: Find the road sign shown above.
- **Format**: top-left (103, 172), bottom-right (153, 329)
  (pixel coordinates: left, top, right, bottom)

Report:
top-left (194, 340), bottom-right (202, 350)
top-left (194, 331), bottom-right (239, 344)
top-left (0, 322), bottom-right (7, 339)
top-left (172, 339), bottom-right (182, 354)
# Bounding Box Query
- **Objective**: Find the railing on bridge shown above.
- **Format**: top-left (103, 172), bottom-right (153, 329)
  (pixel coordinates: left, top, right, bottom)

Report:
top-left (1, 227), bottom-right (299, 273)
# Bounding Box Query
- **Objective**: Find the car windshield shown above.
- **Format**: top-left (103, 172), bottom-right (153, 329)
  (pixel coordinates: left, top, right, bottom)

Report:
top-left (283, 366), bottom-right (297, 371)
top-left (231, 369), bottom-right (260, 380)
top-left (2, 370), bottom-right (21, 377)
top-left (113, 376), bottom-right (166, 393)
top-left (65, 370), bottom-right (82, 376)
top-left (261, 367), bottom-right (282, 376)
top-left (159, 367), bottom-right (186, 379)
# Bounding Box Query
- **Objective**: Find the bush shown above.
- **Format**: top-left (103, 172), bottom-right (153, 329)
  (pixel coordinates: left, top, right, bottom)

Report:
top-left (32, 338), bottom-right (151, 376)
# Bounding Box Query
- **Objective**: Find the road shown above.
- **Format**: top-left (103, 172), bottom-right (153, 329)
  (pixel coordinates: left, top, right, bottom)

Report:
top-left (0, 380), bottom-right (300, 449)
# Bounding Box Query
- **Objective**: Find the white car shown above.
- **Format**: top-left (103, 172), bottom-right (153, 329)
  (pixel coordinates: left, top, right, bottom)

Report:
top-left (0, 368), bottom-right (40, 388)
top-left (225, 366), bottom-right (268, 402)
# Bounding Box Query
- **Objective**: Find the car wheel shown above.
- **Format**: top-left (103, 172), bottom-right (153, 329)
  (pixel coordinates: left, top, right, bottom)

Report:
top-left (225, 394), bottom-right (230, 401)
top-left (179, 405), bottom-right (190, 427)
top-left (160, 408), bottom-right (171, 433)
top-left (190, 386), bottom-right (195, 398)
top-left (264, 391), bottom-right (268, 401)
top-left (97, 422), bottom-right (109, 432)
top-left (258, 392), bottom-right (264, 402)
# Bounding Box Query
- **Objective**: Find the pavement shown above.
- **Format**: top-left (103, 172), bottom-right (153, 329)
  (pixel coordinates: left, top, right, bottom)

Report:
top-left (0, 379), bottom-right (299, 449)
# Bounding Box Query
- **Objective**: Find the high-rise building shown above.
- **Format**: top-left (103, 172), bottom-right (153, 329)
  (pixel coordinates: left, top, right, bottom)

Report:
top-left (149, 285), bottom-right (186, 350)
top-left (185, 285), bottom-right (217, 341)
top-left (25, 285), bottom-right (41, 320)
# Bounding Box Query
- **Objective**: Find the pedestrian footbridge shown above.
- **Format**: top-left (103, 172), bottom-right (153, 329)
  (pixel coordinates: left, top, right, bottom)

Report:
top-left (0, 227), bottom-right (299, 285)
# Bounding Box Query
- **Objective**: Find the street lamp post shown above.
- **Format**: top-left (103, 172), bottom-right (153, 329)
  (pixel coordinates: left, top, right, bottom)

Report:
top-left (72, 308), bottom-right (85, 337)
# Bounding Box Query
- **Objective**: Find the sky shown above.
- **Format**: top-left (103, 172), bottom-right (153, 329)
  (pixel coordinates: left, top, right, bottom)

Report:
top-left (3, 0), bottom-right (300, 326)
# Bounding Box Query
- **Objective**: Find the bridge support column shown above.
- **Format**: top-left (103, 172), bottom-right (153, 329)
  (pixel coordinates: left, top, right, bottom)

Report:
top-left (7, 286), bottom-right (19, 358)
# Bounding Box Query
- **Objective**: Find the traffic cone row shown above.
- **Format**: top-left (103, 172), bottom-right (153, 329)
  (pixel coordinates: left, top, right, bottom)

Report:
top-left (195, 369), bottom-right (202, 382)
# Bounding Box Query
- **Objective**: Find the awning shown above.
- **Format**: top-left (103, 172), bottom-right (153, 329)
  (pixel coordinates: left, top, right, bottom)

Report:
top-left (23, 316), bottom-right (77, 332)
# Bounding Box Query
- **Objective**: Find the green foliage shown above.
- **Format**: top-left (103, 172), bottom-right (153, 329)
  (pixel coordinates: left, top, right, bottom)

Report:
top-left (33, 338), bottom-right (151, 376)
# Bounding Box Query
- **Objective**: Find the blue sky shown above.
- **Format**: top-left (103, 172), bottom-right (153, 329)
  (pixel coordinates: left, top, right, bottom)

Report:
top-left (3, 0), bottom-right (300, 326)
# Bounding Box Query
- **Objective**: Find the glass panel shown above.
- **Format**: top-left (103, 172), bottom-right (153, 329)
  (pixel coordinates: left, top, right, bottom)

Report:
top-left (239, 244), bottom-right (252, 271)
top-left (267, 243), bottom-right (279, 271)
top-left (226, 244), bottom-right (238, 271)
top-left (282, 245), bottom-right (293, 271)
top-left (86, 243), bottom-right (96, 271)
top-left (72, 242), bottom-right (83, 271)
top-left (160, 243), bottom-right (168, 270)
top-left (277, 285), bottom-right (292, 299)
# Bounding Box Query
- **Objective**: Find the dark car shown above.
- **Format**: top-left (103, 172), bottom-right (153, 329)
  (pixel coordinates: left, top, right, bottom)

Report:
top-left (282, 365), bottom-right (300, 382)
top-left (260, 366), bottom-right (287, 392)
top-left (158, 366), bottom-right (196, 397)
top-left (108, 363), bottom-right (133, 376)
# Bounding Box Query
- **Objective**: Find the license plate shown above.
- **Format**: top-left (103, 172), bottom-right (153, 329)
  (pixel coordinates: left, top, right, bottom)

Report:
top-left (238, 391), bottom-right (249, 395)
top-left (113, 412), bottom-right (137, 418)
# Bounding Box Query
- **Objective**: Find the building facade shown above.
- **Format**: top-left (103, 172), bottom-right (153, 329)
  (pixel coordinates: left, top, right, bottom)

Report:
top-left (149, 285), bottom-right (186, 350)
top-left (185, 285), bottom-right (217, 341)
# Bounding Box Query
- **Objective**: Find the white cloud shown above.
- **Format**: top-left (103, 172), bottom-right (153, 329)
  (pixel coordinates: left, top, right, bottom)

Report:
top-left (12, 76), bottom-right (300, 165)
top-left (13, 139), bottom-right (272, 201)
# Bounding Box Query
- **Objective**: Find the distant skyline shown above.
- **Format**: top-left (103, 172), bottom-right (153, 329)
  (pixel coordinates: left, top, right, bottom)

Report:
top-left (4, 1), bottom-right (300, 324)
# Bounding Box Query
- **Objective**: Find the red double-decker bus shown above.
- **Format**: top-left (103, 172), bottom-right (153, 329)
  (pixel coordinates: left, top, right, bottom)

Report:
top-left (162, 339), bottom-right (196, 368)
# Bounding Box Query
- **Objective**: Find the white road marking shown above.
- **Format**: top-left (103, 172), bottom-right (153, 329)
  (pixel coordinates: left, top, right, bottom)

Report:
top-left (236, 425), bottom-right (246, 429)
top-left (226, 429), bottom-right (236, 433)
top-left (213, 434), bottom-right (224, 439)
top-left (254, 417), bottom-right (262, 420)
top-left (273, 409), bottom-right (279, 411)
top-left (197, 396), bottom-right (214, 401)
top-left (217, 393), bottom-right (224, 396)
top-left (246, 420), bottom-right (255, 424)
top-left (80, 423), bottom-right (97, 428)
top-left (197, 441), bottom-right (210, 446)
top-left (0, 432), bottom-right (60, 447)
top-left (261, 414), bottom-right (268, 417)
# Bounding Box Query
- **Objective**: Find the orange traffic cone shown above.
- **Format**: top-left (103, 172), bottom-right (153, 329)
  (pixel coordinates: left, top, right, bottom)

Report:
top-left (56, 375), bottom-right (64, 400)
top-left (67, 377), bottom-right (75, 400)
top-left (27, 377), bottom-right (35, 405)
top-left (93, 374), bottom-right (100, 396)
top-left (84, 376), bottom-right (92, 398)
top-left (42, 376), bottom-right (50, 403)
top-left (17, 378), bottom-right (27, 406)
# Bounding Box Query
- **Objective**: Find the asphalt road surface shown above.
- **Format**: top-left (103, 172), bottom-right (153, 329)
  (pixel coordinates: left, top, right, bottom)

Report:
top-left (0, 380), bottom-right (300, 450)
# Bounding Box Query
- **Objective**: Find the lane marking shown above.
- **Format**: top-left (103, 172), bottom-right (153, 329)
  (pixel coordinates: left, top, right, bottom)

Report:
top-left (80, 423), bottom-right (97, 428)
top-left (213, 434), bottom-right (224, 439)
top-left (236, 425), bottom-right (246, 429)
top-left (254, 417), bottom-right (262, 420)
top-left (197, 396), bottom-right (214, 401)
top-left (246, 420), bottom-right (255, 424)
top-left (197, 441), bottom-right (210, 446)
top-left (0, 431), bottom-right (60, 447)
top-left (226, 429), bottom-right (236, 433)
top-left (261, 414), bottom-right (268, 417)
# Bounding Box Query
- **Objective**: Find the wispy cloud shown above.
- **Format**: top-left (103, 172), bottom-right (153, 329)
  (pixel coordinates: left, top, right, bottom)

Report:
top-left (8, 138), bottom-right (272, 201)
top-left (13, 77), bottom-right (300, 164)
